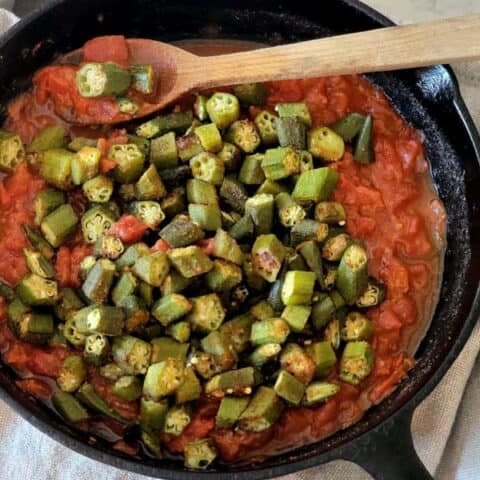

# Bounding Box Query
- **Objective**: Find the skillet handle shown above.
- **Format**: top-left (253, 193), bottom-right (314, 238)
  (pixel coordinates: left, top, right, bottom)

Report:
top-left (340, 405), bottom-right (432, 480)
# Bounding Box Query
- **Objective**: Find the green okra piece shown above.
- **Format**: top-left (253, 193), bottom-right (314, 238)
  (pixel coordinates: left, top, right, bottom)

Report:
top-left (225, 119), bottom-right (261, 154)
top-left (206, 259), bottom-right (242, 292)
top-left (188, 203), bottom-right (221, 231)
top-left (233, 83), bottom-right (268, 106)
top-left (248, 343), bottom-right (282, 368)
top-left (63, 314), bottom-right (87, 348)
top-left (311, 293), bottom-right (336, 330)
top-left (184, 439), bottom-right (217, 470)
top-left (40, 149), bottom-right (74, 190)
top-left (194, 123), bottom-right (223, 153)
top-left (323, 263), bottom-right (338, 290)
top-left (158, 164), bottom-right (192, 188)
top-left (189, 351), bottom-right (222, 380)
top-left (303, 381), bottom-right (340, 405)
top-left (71, 146), bottom-right (100, 185)
top-left (113, 335), bottom-right (152, 375)
top-left (109, 143), bottom-right (145, 184)
top-left (256, 178), bottom-right (288, 196)
top-left (177, 134), bottom-right (204, 162)
top-left (238, 386), bottom-right (284, 432)
top-left (322, 233), bottom-right (351, 261)
top-left (243, 254), bottom-right (267, 292)
top-left (140, 397), bottom-right (169, 434)
top-left (205, 366), bottom-right (258, 396)
top-left (201, 330), bottom-right (237, 371)
top-left (118, 184), bottom-right (136, 202)
top-left (82, 175), bottom-right (114, 203)
top-left (84, 333), bottom-right (110, 366)
top-left (52, 392), bottom-right (89, 423)
top-left (331, 113), bottom-right (366, 142)
top-left (116, 97), bottom-right (139, 115)
top-left (193, 94), bottom-right (209, 121)
top-left (206, 92), bottom-right (240, 129)
top-left (160, 214), bottom-right (205, 248)
top-left (290, 220), bottom-right (329, 247)
top-left (112, 376), bottom-right (142, 401)
top-left (33, 189), bottom-right (66, 226)
top-left (336, 243), bottom-right (368, 305)
top-left (221, 210), bottom-right (238, 230)
top-left (356, 277), bottom-right (386, 308)
top-left (176, 366), bottom-right (202, 403)
top-left (306, 341), bottom-right (337, 378)
top-left (81, 258), bottom-right (116, 304)
top-left (354, 114), bottom-right (374, 164)
top-left (137, 111), bottom-right (193, 139)
top-left (28, 125), bottom-right (68, 153)
top-left (161, 187), bottom-right (186, 219)
top-left (143, 357), bottom-right (185, 400)
top-left (0, 130), bottom-right (24, 173)
top-left (129, 64), bottom-right (156, 95)
top-left (160, 271), bottom-right (192, 296)
top-left (341, 311), bottom-right (374, 341)
top-left (186, 293), bottom-right (226, 333)
top-left (250, 300), bottom-right (275, 321)
top-left (217, 142), bottom-right (241, 171)
top-left (164, 405), bottom-right (192, 436)
top-left (315, 201), bottom-right (346, 224)
top-left (166, 321), bottom-right (191, 343)
top-left (292, 167), bottom-right (340, 203)
top-left (168, 246), bottom-right (213, 278)
top-left (275, 102), bottom-right (312, 127)
top-left (57, 355), bottom-right (87, 393)
top-left (297, 240), bottom-right (324, 285)
top-left (0, 282), bottom-right (15, 303)
top-left (189, 152), bottom-right (224, 186)
top-left (216, 396), bottom-right (250, 429)
top-left (76, 382), bottom-right (126, 422)
top-left (135, 164), bottom-right (167, 200)
top-left (76, 62), bottom-right (131, 97)
top-left (6, 298), bottom-right (30, 335)
top-left (16, 273), bottom-right (58, 306)
top-left (22, 224), bottom-right (54, 260)
top-left (67, 137), bottom-right (97, 152)
top-left (340, 341), bottom-right (375, 385)
top-left (133, 251), bottom-right (170, 287)
top-left (84, 305), bottom-right (125, 335)
top-left (40, 204), bottom-right (78, 248)
top-left (276, 117), bottom-right (306, 150)
top-left (299, 150), bottom-right (314, 172)
top-left (150, 131), bottom-right (178, 169)
top-left (151, 337), bottom-right (189, 363)
top-left (238, 154), bottom-right (266, 185)
top-left (275, 192), bottom-right (305, 227)
top-left (250, 318), bottom-right (290, 346)
top-left (24, 248), bottom-right (54, 278)
top-left (281, 270), bottom-right (315, 306)
top-left (16, 312), bottom-right (54, 344)
top-left (129, 200), bottom-right (165, 229)
top-left (81, 205), bottom-right (117, 244)
top-left (112, 271), bottom-right (138, 306)
top-left (135, 282), bottom-right (152, 308)
top-left (286, 251), bottom-right (308, 271)
top-left (116, 242), bottom-right (150, 269)
top-left (274, 369), bottom-right (305, 405)
top-left (261, 147), bottom-right (300, 180)
top-left (219, 313), bottom-right (254, 353)
top-left (245, 193), bottom-right (274, 235)
top-left (187, 178), bottom-right (218, 206)
top-left (254, 110), bottom-right (278, 146)
top-left (141, 430), bottom-right (163, 458)
top-left (308, 126), bottom-right (345, 162)
top-left (126, 135), bottom-right (150, 157)
top-left (281, 305), bottom-right (311, 333)
top-left (324, 318), bottom-right (341, 350)
top-left (251, 234), bottom-right (285, 283)
top-left (280, 343), bottom-right (316, 385)
top-left (228, 213), bottom-right (254, 241)
top-left (213, 228), bottom-right (244, 265)
top-left (220, 176), bottom-right (248, 214)
top-left (152, 293), bottom-right (192, 326)
top-left (94, 234), bottom-right (124, 260)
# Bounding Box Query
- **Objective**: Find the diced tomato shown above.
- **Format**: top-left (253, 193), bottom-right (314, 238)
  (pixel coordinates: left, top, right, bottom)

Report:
top-left (151, 239), bottom-right (171, 253)
top-left (83, 35), bottom-right (129, 67)
top-left (109, 215), bottom-right (149, 243)
top-left (197, 238), bottom-right (215, 256)
top-left (16, 378), bottom-right (52, 398)
top-left (100, 157), bottom-right (117, 173)
top-left (55, 243), bottom-right (93, 287)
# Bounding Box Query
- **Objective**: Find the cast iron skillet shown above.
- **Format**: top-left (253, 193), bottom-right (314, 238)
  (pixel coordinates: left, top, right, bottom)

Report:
top-left (0, 0), bottom-right (479, 478)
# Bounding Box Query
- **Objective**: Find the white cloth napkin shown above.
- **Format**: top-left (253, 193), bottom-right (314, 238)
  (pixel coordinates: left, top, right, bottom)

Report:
top-left (0, 4), bottom-right (479, 479)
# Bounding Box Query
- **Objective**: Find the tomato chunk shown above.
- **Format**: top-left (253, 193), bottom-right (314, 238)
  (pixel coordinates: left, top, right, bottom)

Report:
top-left (83, 35), bottom-right (129, 67)
top-left (109, 215), bottom-right (149, 243)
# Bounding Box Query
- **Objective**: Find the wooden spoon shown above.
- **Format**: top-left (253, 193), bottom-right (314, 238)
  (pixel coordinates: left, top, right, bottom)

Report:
top-left (61, 14), bottom-right (480, 125)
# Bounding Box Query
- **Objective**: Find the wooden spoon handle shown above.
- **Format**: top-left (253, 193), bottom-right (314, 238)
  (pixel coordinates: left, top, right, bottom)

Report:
top-left (189, 14), bottom-right (480, 89)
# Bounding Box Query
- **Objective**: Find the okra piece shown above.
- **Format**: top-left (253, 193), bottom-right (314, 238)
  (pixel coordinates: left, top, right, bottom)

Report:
top-left (213, 228), bottom-right (244, 265)
top-left (190, 152), bottom-right (224, 185)
top-left (238, 386), bottom-right (284, 432)
top-left (341, 311), bottom-right (374, 341)
top-left (322, 233), bottom-right (351, 261)
top-left (225, 119), bottom-right (261, 153)
top-left (152, 293), bottom-right (192, 326)
top-left (336, 243), bottom-right (368, 305)
top-left (256, 178), bottom-right (288, 196)
top-left (184, 439), bottom-right (217, 470)
top-left (160, 271), bottom-right (192, 296)
top-left (186, 293), bottom-right (226, 333)
top-left (159, 164), bottom-right (193, 188)
top-left (201, 330), bottom-right (237, 371)
top-left (166, 321), bottom-right (191, 343)
top-left (28, 125), bottom-right (68, 153)
top-left (188, 203), bottom-right (221, 231)
top-left (112, 376), bottom-right (142, 401)
top-left (281, 305), bottom-right (311, 333)
top-left (23, 224), bottom-right (54, 260)
top-left (281, 270), bottom-right (315, 306)
top-left (76, 62), bottom-right (131, 97)
top-left (40, 148), bottom-right (74, 190)
top-left (116, 97), bottom-right (139, 115)
top-left (0, 130), bottom-right (24, 172)
top-left (276, 117), bottom-right (306, 149)
top-left (64, 314), bottom-right (87, 348)
top-left (40, 203), bottom-right (78, 248)
top-left (220, 176), bottom-right (248, 213)
top-left (116, 242), bottom-right (150, 269)
top-left (280, 343), bottom-right (316, 385)
top-left (339, 341), bottom-right (375, 385)
top-left (233, 83), bottom-right (268, 106)
top-left (331, 113), bottom-right (366, 142)
top-left (206, 92), bottom-right (240, 129)
top-left (261, 147), bottom-right (300, 180)
top-left (254, 110), bottom-right (278, 146)
top-left (205, 259), bottom-right (242, 293)
top-left (315, 202), bottom-right (346, 224)
top-left (164, 405), bottom-right (192, 436)
top-left (137, 111), bottom-right (193, 139)
top-left (176, 366), bottom-right (202, 403)
top-left (292, 167), bottom-right (340, 203)
top-left (299, 150), bottom-right (314, 172)
top-left (205, 366), bottom-right (258, 396)
top-left (143, 357), bottom-right (185, 400)
top-left (324, 318), bottom-right (341, 350)
top-left (168, 246), bottom-right (213, 278)
top-left (323, 263), bottom-right (338, 290)
top-left (193, 94), bottom-right (209, 121)
top-left (194, 123), bottom-right (223, 153)
top-left (16, 273), bottom-right (58, 306)
top-left (297, 240), bottom-right (324, 285)
top-left (84, 333), bottom-right (110, 365)
top-left (81, 258), bottom-right (116, 304)
top-left (245, 193), bottom-right (274, 235)
top-left (160, 214), bottom-right (204, 247)
top-left (250, 318), bottom-right (290, 346)
top-left (356, 277), bottom-right (386, 308)
top-left (16, 312), bottom-right (54, 344)
top-left (286, 251), bottom-right (308, 271)
top-left (111, 272), bottom-right (138, 306)
top-left (129, 200), bottom-right (165, 229)
top-left (33, 189), bottom-right (66, 226)
top-left (141, 430), bottom-right (163, 458)
top-left (129, 64), bottom-right (156, 94)
top-left (308, 126), bottom-right (345, 162)
top-left (243, 254), bottom-right (267, 292)
top-left (71, 146), bottom-right (100, 185)
top-left (275, 192), bottom-right (306, 227)
top-left (57, 355), bottom-right (87, 393)
top-left (187, 178), bottom-right (218, 206)
top-left (306, 341), bottom-right (337, 378)
top-left (275, 102), bottom-right (312, 127)
top-left (81, 205), bottom-right (117, 244)
top-left (248, 343), bottom-right (282, 367)
top-left (133, 251), bottom-right (170, 287)
top-left (222, 210), bottom-right (240, 230)
top-left (24, 248), bottom-right (55, 278)
top-left (251, 234), bottom-right (285, 283)
top-left (67, 137), bottom-right (98, 152)
top-left (219, 313), bottom-right (254, 353)
top-left (229, 213), bottom-right (254, 241)
top-left (354, 115), bottom-right (374, 164)
top-left (150, 131), bottom-right (178, 169)
top-left (7, 298), bottom-right (30, 335)
top-left (134, 164), bottom-right (167, 201)
top-left (189, 351), bottom-right (221, 380)
top-left (215, 396), bottom-right (249, 429)
top-left (0, 282), bottom-right (15, 302)
top-left (82, 175), bottom-right (114, 203)
top-left (250, 300), bottom-right (274, 321)
top-left (274, 369), bottom-right (305, 405)
top-left (76, 382), bottom-right (126, 422)
top-left (140, 397), bottom-right (169, 434)
top-left (109, 143), bottom-right (145, 184)
top-left (118, 184), bottom-right (136, 202)
top-left (303, 381), bottom-right (340, 405)
top-left (151, 337), bottom-right (189, 363)
top-left (177, 134), bottom-right (204, 163)
top-left (161, 187), bottom-right (187, 218)
top-left (113, 335), bottom-right (152, 375)
top-left (311, 293), bottom-right (336, 330)
top-left (238, 154), bottom-right (266, 185)
top-left (94, 234), bottom-right (124, 260)
top-left (217, 142), bottom-right (241, 171)
top-left (52, 392), bottom-right (89, 423)
top-left (84, 305), bottom-right (125, 335)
